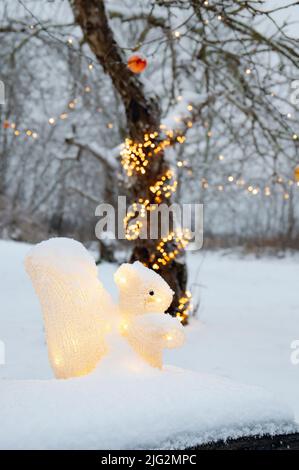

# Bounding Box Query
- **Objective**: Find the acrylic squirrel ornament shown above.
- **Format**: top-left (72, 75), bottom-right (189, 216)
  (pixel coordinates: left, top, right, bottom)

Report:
top-left (25, 238), bottom-right (185, 379)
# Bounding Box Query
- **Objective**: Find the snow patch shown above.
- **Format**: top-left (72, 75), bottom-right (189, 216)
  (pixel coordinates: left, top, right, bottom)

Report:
top-left (0, 334), bottom-right (296, 450)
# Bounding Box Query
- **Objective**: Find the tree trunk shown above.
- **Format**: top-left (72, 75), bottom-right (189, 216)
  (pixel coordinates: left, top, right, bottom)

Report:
top-left (70, 0), bottom-right (187, 316)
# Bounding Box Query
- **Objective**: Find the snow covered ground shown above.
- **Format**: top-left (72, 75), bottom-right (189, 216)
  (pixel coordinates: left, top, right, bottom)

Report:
top-left (0, 240), bottom-right (298, 449)
top-left (170, 249), bottom-right (299, 422)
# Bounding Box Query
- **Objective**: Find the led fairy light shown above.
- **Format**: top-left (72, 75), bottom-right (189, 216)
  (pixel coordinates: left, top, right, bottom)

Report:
top-left (120, 98), bottom-right (297, 320)
top-left (176, 291), bottom-right (193, 324)
top-left (264, 186), bottom-right (271, 196)
top-left (120, 123), bottom-right (192, 178)
top-left (120, 138), bottom-right (148, 176)
top-left (151, 229), bottom-right (191, 271)
top-left (123, 199), bottom-right (150, 241)
top-left (195, 172), bottom-right (298, 199)
top-left (119, 105), bottom-right (197, 322)
top-left (149, 169), bottom-right (178, 203)
top-left (3, 86), bottom-right (94, 143)
top-left (120, 132), bottom-right (172, 177)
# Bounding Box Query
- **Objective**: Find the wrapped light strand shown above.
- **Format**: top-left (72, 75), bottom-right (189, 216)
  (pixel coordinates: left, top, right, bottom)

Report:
top-left (151, 229), bottom-right (191, 271)
top-left (200, 174), bottom-right (299, 199)
top-left (119, 102), bottom-right (204, 322)
top-left (123, 198), bottom-right (150, 241)
top-left (120, 132), bottom-right (172, 177)
top-left (176, 291), bottom-right (193, 324)
top-left (123, 169), bottom-right (178, 239)
top-left (3, 121), bottom-right (38, 139)
top-left (2, 86), bottom-right (93, 143)
top-left (149, 169), bottom-right (177, 203)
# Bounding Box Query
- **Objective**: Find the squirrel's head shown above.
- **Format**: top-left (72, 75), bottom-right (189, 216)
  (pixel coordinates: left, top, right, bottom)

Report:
top-left (114, 261), bottom-right (174, 316)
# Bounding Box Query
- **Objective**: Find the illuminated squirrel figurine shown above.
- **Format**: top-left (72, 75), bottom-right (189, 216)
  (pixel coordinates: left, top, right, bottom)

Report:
top-left (25, 238), bottom-right (184, 379)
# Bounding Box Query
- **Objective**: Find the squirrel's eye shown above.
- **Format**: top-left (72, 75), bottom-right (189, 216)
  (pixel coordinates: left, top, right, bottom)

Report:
top-left (149, 290), bottom-right (155, 296)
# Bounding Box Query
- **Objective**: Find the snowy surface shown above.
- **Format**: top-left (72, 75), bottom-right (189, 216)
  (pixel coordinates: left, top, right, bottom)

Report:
top-left (0, 240), bottom-right (298, 449)
top-left (25, 237), bottom-right (99, 276)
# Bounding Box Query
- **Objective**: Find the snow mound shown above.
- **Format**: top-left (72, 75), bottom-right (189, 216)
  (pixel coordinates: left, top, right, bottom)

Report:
top-left (0, 335), bottom-right (296, 450)
top-left (25, 237), bottom-right (97, 276)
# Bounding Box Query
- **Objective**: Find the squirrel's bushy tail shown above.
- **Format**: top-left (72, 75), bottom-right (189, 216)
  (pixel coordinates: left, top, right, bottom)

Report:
top-left (25, 238), bottom-right (111, 379)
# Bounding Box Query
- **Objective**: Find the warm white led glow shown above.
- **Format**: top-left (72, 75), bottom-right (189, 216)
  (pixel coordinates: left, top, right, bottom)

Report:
top-left (25, 238), bottom-right (110, 379)
top-left (114, 262), bottom-right (184, 368)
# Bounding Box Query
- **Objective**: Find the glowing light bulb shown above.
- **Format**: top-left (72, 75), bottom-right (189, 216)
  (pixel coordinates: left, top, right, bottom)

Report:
top-left (118, 276), bottom-right (126, 284)
top-left (264, 187), bottom-right (271, 196)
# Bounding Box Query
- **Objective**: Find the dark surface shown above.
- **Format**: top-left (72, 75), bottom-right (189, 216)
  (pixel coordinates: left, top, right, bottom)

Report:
top-left (187, 433), bottom-right (299, 450)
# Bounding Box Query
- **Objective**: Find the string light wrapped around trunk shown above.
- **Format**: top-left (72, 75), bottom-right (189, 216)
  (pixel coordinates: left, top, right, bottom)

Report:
top-left (120, 121), bottom-right (193, 323)
top-left (120, 132), bottom-right (174, 177)
top-left (150, 169), bottom-right (178, 202)
top-left (176, 291), bottom-right (193, 325)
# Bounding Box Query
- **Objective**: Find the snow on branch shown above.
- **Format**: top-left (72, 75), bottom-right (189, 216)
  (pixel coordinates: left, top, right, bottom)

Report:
top-left (65, 137), bottom-right (119, 171)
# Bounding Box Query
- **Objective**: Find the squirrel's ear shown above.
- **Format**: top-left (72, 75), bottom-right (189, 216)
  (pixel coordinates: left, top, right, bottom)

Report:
top-left (114, 263), bottom-right (139, 288)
